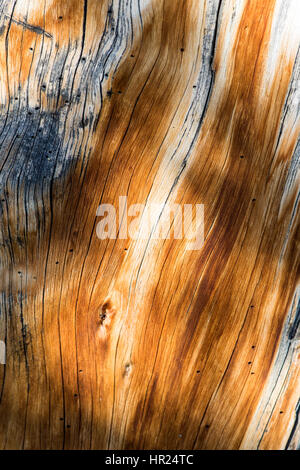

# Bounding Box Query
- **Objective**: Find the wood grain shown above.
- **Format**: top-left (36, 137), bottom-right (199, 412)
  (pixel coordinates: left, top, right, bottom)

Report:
top-left (0, 0), bottom-right (299, 450)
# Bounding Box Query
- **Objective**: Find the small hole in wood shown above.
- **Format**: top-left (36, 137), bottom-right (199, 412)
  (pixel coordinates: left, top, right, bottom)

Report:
top-left (240, 155), bottom-right (244, 159)
top-left (100, 313), bottom-right (107, 324)
top-left (180, 48), bottom-right (184, 52)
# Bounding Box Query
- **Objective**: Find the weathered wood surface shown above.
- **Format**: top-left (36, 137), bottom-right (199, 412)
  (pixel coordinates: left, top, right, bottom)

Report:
top-left (0, 0), bottom-right (299, 450)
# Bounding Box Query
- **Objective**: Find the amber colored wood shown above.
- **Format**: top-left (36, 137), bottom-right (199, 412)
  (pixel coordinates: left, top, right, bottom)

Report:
top-left (0, 0), bottom-right (299, 449)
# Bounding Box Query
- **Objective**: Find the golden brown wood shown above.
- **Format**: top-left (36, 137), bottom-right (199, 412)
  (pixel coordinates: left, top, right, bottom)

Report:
top-left (0, 0), bottom-right (299, 449)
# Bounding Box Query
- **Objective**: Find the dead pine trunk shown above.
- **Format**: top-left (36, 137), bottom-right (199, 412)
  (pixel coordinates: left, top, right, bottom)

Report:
top-left (0, 0), bottom-right (299, 450)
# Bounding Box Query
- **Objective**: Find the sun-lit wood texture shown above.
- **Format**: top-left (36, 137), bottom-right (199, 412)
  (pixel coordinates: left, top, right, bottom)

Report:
top-left (0, 0), bottom-right (299, 450)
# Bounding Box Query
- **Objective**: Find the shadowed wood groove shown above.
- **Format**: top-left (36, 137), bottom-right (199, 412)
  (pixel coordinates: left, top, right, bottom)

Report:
top-left (0, 0), bottom-right (299, 450)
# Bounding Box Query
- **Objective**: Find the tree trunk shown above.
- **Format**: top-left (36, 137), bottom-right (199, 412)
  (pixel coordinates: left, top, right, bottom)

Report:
top-left (0, 0), bottom-right (299, 450)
